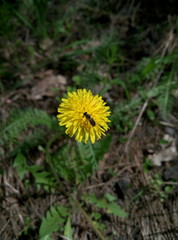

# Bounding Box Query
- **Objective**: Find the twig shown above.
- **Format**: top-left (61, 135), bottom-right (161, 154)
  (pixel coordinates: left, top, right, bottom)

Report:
top-left (0, 219), bottom-right (10, 235)
top-left (162, 181), bottom-right (178, 186)
top-left (4, 181), bottom-right (19, 195)
top-left (124, 100), bottom-right (148, 152)
top-left (159, 121), bottom-right (175, 128)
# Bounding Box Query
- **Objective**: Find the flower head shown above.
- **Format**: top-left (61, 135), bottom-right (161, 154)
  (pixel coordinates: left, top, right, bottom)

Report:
top-left (57, 89), bottom-right (111, 144)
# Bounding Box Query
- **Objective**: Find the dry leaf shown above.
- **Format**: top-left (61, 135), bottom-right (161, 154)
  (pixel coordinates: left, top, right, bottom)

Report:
top-left (30, 73), bottom-right (67, 100)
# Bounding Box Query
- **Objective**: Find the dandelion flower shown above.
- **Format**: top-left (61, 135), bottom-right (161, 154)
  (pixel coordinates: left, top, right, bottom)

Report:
top-left (57, 89), bottom-right (111, 144)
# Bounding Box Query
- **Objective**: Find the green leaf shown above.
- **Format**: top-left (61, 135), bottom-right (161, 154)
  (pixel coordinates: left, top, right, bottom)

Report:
top-left (64, 216), bottom-right (73, 240)
top-left (28, 165), bottom-right (56, 190)
top-left (143, 158), bottom-right (154, 172)
top-left (13, 152), bottom-right (28, 179)
top-left (39, 235), bottom-right (52, 240)
top-left (83, 193), bottom-right (127, 218)
top-left (146, 109), bottom-right (155, 121)
top-left (142, 59), bottom-right (156, 77)
top-left (159, 139), bottom-right (169, 145)
top-left (104, 193), bottom-right (116, 202)
top-left (106, 202), bottom-right (127, 218)
top-left (91, 212), bottom-right (102, 220)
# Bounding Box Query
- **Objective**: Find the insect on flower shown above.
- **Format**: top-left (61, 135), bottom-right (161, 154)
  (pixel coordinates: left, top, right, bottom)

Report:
top-left (83, 112), bottom-right (96, 126)
top-left (57, 89), bottom-right (111, 144)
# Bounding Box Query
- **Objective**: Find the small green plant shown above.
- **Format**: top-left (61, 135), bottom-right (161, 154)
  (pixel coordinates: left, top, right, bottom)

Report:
top-left (143, 158), bottom-right (154, 173)
top-left (13, 152), bottom-right (56, 190)
top-left (20, 217), bottom-right (32, 237)
top-left (150, 173), bottom-right (173, 201)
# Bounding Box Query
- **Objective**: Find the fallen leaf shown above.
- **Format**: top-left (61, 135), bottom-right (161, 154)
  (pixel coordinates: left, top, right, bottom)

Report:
top-left (30, 72), bottom-right (67, 100)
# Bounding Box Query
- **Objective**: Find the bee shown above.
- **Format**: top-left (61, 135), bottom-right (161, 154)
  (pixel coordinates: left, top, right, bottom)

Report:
top-left (83, 112), bottom-right (96, 126)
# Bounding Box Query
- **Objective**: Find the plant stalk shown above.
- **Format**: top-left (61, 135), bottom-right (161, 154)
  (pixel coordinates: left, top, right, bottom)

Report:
top-left (45, 133), bottom-right (106, 240)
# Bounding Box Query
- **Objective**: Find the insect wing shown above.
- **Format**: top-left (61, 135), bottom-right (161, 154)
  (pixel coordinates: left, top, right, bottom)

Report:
top-left (90, 118), bottom-right (96, 126)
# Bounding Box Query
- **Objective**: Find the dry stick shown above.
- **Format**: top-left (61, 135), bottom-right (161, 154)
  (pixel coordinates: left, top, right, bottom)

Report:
top-left (159, 121), bottom-right (175, 128)
top-left (162, 182), bottom-right (178, 186)
top-left (0, 219), bottom-right (11, 235)
top-left (124, 100), bottom-right (148, 153)
top-left (45, 132), bottom-right (106, 240)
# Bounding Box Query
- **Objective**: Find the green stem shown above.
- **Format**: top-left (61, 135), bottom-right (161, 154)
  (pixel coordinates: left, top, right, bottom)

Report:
top-left (88, 141), bottom-right (97, 169)
top-left (45, 133), bottom-right (106, 240)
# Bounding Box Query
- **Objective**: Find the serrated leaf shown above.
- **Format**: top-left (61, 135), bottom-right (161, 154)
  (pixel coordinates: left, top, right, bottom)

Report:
top-left (83, 193), bottom-right (127, 218)
top-left (39, 205), bottom-right (69, 239)
top-left (0, 108), bottom-right (58, 153)
top-left (104, 193), bottom-right (116, 202)
top-left (106, 202), bottom-right (127, 218)
top-left (28, 165), bottom-right (56, 190)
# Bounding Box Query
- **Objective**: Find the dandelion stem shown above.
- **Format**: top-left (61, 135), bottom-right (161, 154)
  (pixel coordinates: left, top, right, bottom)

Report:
top-left (45, 133), bottom-right (106, 240)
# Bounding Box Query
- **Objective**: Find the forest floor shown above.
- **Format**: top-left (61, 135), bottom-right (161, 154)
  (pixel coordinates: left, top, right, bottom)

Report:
top-left (0, 1), bottom-right (178, 240)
